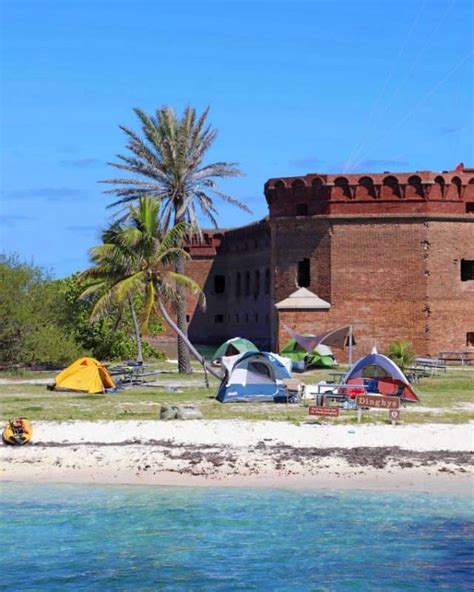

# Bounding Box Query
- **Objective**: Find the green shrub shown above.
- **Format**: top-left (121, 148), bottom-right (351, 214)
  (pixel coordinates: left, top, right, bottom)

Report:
top-left (386, 339), bottom-right (416, 371)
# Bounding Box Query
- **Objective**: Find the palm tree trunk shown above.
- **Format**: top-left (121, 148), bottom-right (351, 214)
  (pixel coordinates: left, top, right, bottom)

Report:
top-left (157, 300), bottom-right (222, 380)
top-left (128, 296), bottom-right (143, 364)
top-left (175, 255), bottom-right (192, 374)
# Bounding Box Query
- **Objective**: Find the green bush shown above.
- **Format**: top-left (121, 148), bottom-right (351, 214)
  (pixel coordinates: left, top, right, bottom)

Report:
top-left (386, 339), bottom-right (416, 371)
top-left (0, 255), bottom-right (84, 364)
top-left (0, 256), bottom-right (164, 366)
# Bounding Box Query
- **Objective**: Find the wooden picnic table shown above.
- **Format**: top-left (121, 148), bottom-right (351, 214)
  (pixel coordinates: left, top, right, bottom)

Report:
top-left (414, 358), bottom-right (447, 375)
top-left (108, 363), bottom-right (161, 384)
top-left (405, 367), bottom-right (427, 383)
top-left (438, 351), bottom-right (474, 366)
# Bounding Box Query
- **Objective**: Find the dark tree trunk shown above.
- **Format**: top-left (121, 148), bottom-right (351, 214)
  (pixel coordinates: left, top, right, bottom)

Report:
top-left (128, 296), bottom-right (143, 364)
top-left (157, 300), bottom-right (222, 380)
top-left (175, 255), bottom-right (192, 374)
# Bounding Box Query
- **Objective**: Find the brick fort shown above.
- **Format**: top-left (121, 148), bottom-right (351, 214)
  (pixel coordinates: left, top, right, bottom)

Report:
top-left (167, 166), bottom-right (474, 360)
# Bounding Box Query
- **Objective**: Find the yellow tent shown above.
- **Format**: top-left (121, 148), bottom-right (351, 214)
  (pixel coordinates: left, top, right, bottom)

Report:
top-left (53, 357), bottom-right (115, 394)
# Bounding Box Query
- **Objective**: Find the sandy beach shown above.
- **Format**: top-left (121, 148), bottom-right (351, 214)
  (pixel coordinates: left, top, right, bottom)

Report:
top-left (1, 420), bottom-right (473, 493)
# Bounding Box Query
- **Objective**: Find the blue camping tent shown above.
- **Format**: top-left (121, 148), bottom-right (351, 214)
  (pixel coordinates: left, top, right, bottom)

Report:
top-left (216, 351), bottom-right (292, 403)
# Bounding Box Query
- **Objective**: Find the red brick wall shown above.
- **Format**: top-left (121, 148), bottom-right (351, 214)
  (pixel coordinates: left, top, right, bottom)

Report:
top-left (424, 220), bottom-right (474, 355)
top-left (186, 222), bottom-right (272, 347)
top-left (275, 215), bottom-right (474, 360)
top-left (275, 217), bottom-right (423, 359)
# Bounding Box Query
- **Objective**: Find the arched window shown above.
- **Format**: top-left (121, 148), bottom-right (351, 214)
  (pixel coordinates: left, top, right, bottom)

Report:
top-left (433, 175), bottom-right (445, 199)
top-left (292, 179), bottom-right (306, 193)
top-left (311, 177), bottom-right (323, 197)
top-left (358, 176), bottom-right (376, 199)
top-left (451, 176), bottom-right (462, 198)
top-left (334, 177), bottom-right (352, 198)
top-left (406, 175), bottom-right (423, 198)
top-left (382, 175), bottom-right (401, 198)
top-left (274, 180), bottom-right (286, 197)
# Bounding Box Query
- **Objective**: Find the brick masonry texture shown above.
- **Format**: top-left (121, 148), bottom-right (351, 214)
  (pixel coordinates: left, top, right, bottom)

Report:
top-left (158, 168), bottom-right (474, 360)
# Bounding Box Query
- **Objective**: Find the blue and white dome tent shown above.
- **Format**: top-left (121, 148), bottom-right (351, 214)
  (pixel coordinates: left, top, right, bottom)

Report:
top-left (216, 351), bottom-right (293, 403)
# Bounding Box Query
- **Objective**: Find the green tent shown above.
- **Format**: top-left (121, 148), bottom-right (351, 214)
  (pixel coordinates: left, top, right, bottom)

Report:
top-left (212, 337), bottom-right (259, 361)
top-left (280, 338), bottom-right (336, 368)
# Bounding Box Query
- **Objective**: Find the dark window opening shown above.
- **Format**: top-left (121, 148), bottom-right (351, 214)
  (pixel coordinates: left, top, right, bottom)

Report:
top-left (235, 272), bottom-right (241, 297)
top-left (297, 258), bottom-right (311, 287)
top-left (254, 270), bottom-right (260, 298)
top-left (214, 314), bottom-right (224, 323)
top-left (245, 271), bottom-right (250, 297)
top-left (185, 314), bottom-right (190, 323)
top-left (214, 274), bottom-right (225, 294)
top-left (265, 268), bottom-right (270, 294)
top-left (461, 260), bottom-right (474, 281)
top-left (467, 332), bottom-right (474, 346)
top-left (296, 203), bottom-right (308, 216)
top-left (467, 203), bottom-right (474, 213)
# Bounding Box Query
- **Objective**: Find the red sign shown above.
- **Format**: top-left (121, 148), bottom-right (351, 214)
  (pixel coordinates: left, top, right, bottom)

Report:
top-left (308, 406), bottom-right (340, 417)
top-left (355, 395), bottom-right (400, 409)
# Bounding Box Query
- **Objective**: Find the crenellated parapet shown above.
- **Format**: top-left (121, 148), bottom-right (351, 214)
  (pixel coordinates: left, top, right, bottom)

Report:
top-left (185, 219), bottom-right (270, 257)
top-left (264, 168), bottom-right (474, 217)
top-left (184, 230), bottom-right (226, 256)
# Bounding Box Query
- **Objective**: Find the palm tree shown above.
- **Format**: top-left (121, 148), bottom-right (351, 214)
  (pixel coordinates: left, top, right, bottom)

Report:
top-left (386, 340), bottom-right (416, 371)
top-left (101, 105), bottom-right (249, 373)
top-left (80, 197), bottom-right (221, 380)
top-left (80, 221), bottom-right (145, 363)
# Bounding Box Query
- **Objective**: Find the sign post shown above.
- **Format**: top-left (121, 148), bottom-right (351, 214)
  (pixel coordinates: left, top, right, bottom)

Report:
top-left (355, 395), bottom-right (400, 424)
top-left (389, 409), bottom-right (400, 425)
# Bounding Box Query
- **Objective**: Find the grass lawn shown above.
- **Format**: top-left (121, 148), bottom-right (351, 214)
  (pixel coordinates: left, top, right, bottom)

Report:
top-left (0, 362), bottom-right (472, 424)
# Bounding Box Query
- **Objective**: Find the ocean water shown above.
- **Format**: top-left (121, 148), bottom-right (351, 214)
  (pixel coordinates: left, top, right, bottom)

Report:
top-left (0, 484), bottom-right (472, 591)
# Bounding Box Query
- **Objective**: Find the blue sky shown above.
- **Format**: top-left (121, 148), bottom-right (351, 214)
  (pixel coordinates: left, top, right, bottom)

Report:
top-left (1, 0), bottom-right (472, 276)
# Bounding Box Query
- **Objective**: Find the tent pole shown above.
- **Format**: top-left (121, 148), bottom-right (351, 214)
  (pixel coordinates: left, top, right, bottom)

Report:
top-left (348, 325), bottom-right (353, 367)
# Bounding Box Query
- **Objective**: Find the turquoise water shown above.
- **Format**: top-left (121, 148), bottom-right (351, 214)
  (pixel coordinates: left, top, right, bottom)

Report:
top-left (0, 484), bottom-right (472, 591)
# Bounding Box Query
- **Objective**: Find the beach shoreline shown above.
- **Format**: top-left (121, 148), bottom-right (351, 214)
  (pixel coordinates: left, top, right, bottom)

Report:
top-left (1, 420), bottom-right (473, 494)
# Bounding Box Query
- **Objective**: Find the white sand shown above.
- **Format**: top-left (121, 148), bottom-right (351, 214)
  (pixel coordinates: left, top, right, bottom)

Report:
top-left (1, 420), bottom-right (473, 493)
top-left (12, 419), bottom-right (473, 450)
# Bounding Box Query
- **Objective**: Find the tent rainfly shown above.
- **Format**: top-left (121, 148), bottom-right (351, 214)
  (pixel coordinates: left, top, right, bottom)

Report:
top-left (280, 338), bottom-right (337, 368)
top-left (52, 357), bottom-right (115, 394)
top-left (212, 337), bottom-right (258, 363)
top-left (342, 349), bottom-right (419, 402)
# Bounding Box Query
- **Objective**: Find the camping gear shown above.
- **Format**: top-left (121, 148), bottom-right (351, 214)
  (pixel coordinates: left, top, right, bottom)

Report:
top-left (341, 348), bottom-right (419, 402)
top-left (52, 357), bottom-right (115, 394)
top-left (2, 418), bottom-right (32, 445)
top-left (160, 405), bottom-right (203, 420)
top-left (216, 351), bottom-right (293, 403)
top-left (212, 337), bottom-right (259, 364)
top-left (280, 338), bottom-right (337, 369)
